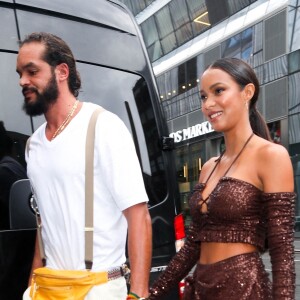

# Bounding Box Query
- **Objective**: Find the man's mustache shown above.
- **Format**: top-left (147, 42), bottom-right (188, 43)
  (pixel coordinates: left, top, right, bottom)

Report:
top-left (22, 86), bottom-right (38, 96)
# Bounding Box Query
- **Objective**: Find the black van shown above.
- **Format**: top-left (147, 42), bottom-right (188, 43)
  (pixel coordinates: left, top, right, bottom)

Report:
top-left (0, 0), bottom-right (181, 299)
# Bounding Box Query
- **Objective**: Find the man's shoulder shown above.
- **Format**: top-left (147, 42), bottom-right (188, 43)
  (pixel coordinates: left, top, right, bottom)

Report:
top-left (83, 102), bottom-right (108, 118)
top-left (26, 123), bottom-right (45, 145)
top-left (82, 102), bottom-right (126, 133)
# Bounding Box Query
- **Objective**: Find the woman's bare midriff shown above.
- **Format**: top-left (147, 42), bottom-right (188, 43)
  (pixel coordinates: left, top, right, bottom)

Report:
top-left (199, 242), bottom-right (258, 264)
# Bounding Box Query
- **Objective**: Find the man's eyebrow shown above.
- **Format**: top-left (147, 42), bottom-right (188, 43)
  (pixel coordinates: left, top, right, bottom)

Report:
top-left (16, 62), bottom-right (37, 74)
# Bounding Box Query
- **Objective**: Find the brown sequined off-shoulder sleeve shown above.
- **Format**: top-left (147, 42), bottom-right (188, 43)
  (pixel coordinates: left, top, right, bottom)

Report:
top-left (262, 192), bottom-right (296, 299)
top-left (149, 222), bottom-right (201, 299)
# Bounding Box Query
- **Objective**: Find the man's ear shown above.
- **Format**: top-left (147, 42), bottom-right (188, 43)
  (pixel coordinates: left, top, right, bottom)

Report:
top-left (55, 63), bottom-right (69, 82)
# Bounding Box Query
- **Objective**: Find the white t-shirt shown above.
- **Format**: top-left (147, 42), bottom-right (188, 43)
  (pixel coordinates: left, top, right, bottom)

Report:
top-left (26, 102), bottom-right (149, 271)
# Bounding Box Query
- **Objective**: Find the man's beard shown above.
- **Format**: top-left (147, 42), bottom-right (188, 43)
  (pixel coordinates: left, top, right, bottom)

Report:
top-left (22, 73), bottom-right (59, 116)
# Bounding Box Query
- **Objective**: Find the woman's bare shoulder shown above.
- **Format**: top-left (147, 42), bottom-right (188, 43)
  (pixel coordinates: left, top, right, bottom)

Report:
top-left (255, 137), bottom-right (294, 192)
top-left (256, 138), bottom-right (290, 164)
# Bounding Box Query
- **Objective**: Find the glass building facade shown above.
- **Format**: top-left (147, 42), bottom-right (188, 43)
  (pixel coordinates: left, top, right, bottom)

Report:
top-left (125, 0), bottom-right (300, 232)
top-left (122, 0), bottom-right (258, 62)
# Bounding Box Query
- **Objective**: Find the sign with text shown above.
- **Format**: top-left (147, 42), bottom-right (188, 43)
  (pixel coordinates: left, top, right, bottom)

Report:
top-left (169, 121), bottom-right (214, 143)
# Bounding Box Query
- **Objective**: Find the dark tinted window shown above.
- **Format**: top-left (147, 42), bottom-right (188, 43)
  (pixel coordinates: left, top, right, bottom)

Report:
top-left (0, 53), bottom-right (32, 136)
top-left (0, 52), bottom-right (32, 165)
top-left (16, 0), bottom-right (136, 34)
top-left (77, 63), bottom-right (168, 205)
top-left (0, 0), bottom-right (169, 208)
top-left (16, 10), bottom-right (145, 72)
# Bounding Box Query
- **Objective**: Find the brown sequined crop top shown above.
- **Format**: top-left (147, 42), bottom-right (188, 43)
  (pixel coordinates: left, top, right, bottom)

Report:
top-left (189, 134), bottom-right (267, 251)
top-left (150, 180), bottom-right (296, 299)
top-left (150, 134), bottom-right (296, 299)
top-left (189, 180), bottom-right (295, 299)
top-left (189, 177), bottom-right (267, 251)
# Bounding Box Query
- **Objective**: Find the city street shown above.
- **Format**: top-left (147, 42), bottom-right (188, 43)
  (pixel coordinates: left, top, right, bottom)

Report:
top-left (0, 1), bottom-right (299, 299)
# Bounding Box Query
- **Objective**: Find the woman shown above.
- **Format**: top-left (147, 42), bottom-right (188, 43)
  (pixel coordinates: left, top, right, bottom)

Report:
top-left (149, 58), bottom-right (295, 299)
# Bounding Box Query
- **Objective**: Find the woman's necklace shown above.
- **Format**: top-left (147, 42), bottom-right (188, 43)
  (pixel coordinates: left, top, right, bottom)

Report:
top-left (51, 100), bottom-right (79, 141)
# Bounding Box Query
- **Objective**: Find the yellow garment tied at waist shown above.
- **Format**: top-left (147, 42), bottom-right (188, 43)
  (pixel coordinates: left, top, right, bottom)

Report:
top-left (30, 267), bottom-right (108, 300)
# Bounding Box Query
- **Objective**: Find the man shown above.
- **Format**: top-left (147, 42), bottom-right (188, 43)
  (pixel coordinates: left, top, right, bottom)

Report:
top-left (16, 32), bottom-right (152, 299)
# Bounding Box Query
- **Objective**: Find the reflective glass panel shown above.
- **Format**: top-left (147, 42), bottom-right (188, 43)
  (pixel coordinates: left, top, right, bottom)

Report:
top-left (174, 24), bottom-right (193, 47)
top-left (0, 52), bottom-right (32, 136)
top-left (290, 114), bottom-right (300, 144)
top-left (253, 51), bottom-right (263, 68)
top-left (169, 0), bottom-right (191, 29)
top-left (263, 56), bottom-right (288, 84)
top-left (165, 67), bottom-right (179, 100)
top-left (221, 33), bottom-right (241, 58)
top-left (120, 0), bottom-right (155, 16)
top-left (147, 41), bottom-right (163, 62)
top-left (160, 32), bottom-right (177, 55)
top-left (289, 50), bottom-right (300, 74)
top-left (254, 65), bottom-right (264, 87)
top-left (186, 0), bottom-right (207, 20)
top-left (0, 8), bottom-right (19, 50)
top-left (227, 0), bottom-right (250, 15)
top-left (140, 16), bottom-right (159, 47)
top-left (253, 22), bottom-right (263, 53)
top-left (241, 27), bottom-right (253, 62)
top-left (290, 8), bottom-right (300, 52)
top-left (119, 0), bottom-right (146, 16)
top-left (16, 0), bottom-right (136, 34)
top-left (289, 72), bottom-right (300, 115)
top-left (155, 6), bottom-right (174, 38)
top-left (16, 10), bottom-right (144, 73)
top-left (187, 0), bottom-right (210, 34)
top-left (169, 0), bottom-right (193, 45)
top-left (156, 74), bottom-right (166, 101)
top-left (186, 57), bottom-right (197, 89)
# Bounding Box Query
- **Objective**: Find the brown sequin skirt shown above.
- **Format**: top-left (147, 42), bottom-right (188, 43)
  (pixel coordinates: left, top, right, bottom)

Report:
top-left (184, 252), bottom-right (272, 300)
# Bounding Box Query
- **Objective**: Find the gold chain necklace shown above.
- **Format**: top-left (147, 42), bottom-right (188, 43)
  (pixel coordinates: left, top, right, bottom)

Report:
top-left (51, 100), bottom-right (79, 141)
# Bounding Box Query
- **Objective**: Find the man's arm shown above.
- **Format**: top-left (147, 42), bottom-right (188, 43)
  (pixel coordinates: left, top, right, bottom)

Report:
top-left (123, 202), bottom-right (152, 299)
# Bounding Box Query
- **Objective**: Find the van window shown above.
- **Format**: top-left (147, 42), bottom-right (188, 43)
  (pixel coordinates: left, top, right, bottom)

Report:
top-left (78, 64), bottom-right (168, 206)
top-left (0, 53), bottom-right (32, 135)
top-left (16, 0), bottom-right (136, 34)
top-left (16, 9), bottom-right (144, 72)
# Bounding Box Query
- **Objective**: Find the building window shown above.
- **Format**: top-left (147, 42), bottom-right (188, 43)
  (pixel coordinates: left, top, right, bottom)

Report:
top-left (288, 49), bottom-right (300, 74)
top-left (221, 27), bottom-right (253, 62)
